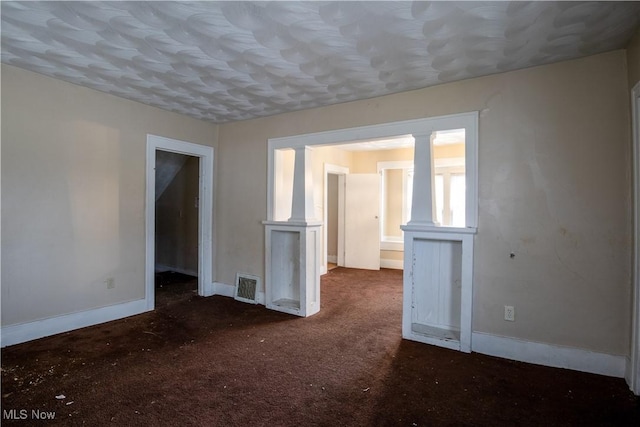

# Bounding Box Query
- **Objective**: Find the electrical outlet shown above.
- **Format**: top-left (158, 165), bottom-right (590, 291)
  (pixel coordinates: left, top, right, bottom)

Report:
top-left (106, 278), bottom-right (115, 289)
top-left (504, 305), bottom-right (515, 321)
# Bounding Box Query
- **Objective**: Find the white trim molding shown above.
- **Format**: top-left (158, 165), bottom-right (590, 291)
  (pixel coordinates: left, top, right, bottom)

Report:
top-left (211, 282), bottom-right (235, 298)
top-left (473, 332), bottom-right (626, 378)
top-left (1, 299), bottom-right (149, 348)
top-left (208, 282), bottom-right (266, 305)
top-left (380, 259), bottom-right (404, 270)
top-left (267, 112), bottom-right (479, 227)
top-left (323, 164), bottom-right (349, 274)
top-left (146, 135), bottom-right (214, 311)
top-left (629, 81), bottom-right (640, 393)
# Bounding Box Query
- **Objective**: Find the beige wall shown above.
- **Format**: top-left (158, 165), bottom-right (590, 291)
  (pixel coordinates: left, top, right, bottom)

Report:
top-left (155, 155), bottom-right (199, 275)
top-left (351, 148), bottom-right (414, 173)
top-left (312, 145), bottom-right (353, 221)
top-left (217, 50), bottom-right (631, 355)
top-left (435, 143), bottom-right (465, 159)
top-left (1, 65), bottom-right (217, 326)
top-left (628, 27), bottom-right (640, 89)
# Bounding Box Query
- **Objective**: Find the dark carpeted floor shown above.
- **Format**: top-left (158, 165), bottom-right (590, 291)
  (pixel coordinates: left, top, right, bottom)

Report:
top-left (1, 267), bottom-right (639, 426)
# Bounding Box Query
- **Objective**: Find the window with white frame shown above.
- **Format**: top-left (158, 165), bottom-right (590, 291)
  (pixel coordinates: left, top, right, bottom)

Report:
top-left (378, 161), bottom-right (413, 245)
top-left (433, 158), bottom-right (466, 227)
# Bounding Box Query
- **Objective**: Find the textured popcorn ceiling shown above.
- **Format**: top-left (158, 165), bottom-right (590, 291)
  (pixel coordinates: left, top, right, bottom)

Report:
top-left (2, 1), bottom-right (639, 124)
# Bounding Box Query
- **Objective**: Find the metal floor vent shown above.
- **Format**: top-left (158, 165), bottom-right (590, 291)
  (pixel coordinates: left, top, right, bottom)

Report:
top-left (235, 273), bottom-right (259, 304)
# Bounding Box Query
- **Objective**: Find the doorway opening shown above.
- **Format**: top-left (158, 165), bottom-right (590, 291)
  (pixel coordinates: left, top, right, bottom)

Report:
top-left (265, 113), bottom-right (478, 352)
top-left (320, 137), bottom-right (415, 273)
top-left (145, 135), bottom-right (214, 311)
top-left (324, 164), bottom-right (349, 273)
top-left (154, 151), bottom-right (199, 307)
top-left (319, 131), bottom-right (466, 275)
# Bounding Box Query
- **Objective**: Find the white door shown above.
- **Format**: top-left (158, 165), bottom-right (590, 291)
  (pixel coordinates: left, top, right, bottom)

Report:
top-left (344, 174), bottom-right (380, 270)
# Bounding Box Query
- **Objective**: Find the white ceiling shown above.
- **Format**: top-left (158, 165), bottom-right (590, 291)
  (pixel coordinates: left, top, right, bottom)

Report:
top-left (2, 1), bottom-right (639, 124)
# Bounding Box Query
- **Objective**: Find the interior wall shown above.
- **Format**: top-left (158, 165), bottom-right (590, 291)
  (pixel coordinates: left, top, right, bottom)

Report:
top-left (351, 147), bottom-right (414, 173)
top-left (155, 155), bottom-right (199, 276)
top-left (436, 143), bottom-right (465, 159)
top-left (626, 27), bottom-right (640, 369)
top-left (217, 50), bottom-right (631, 356)
top-left (627, 27), bottom-right (640, 89)
top-left (312, 146), bottom-right (353, 219)
top-left (1, 64), bottom-right (218, 326)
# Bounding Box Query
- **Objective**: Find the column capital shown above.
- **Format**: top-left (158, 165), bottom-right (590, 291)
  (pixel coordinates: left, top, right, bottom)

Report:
top-left (411, 132), bottom-right (433, 141)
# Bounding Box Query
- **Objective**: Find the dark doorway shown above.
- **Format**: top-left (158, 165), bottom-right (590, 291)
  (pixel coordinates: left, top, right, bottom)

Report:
top-left (154, 151), bottom-right (199, 307)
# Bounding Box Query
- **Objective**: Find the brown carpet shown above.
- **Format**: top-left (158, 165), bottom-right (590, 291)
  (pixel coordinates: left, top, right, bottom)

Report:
top-left (2, 267), bottom-right (639, 426)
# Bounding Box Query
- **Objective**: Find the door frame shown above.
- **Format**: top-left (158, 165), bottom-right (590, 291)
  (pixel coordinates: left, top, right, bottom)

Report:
top-left (323, 164), bottom-right (349, 273)
top-left (145, 135), bottom-right (214, 310)
top-left (629, 82), bottom-right (640, 394)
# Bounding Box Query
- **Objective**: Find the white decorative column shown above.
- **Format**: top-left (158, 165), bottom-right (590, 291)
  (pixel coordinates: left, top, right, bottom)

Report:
top-left (289, 146), bottom-right (315, 222)
top-left (409, 133), bottom-right (438, 226)
top-left (263, 146), bottom-right (321, 317)
top-left (401, 132), bottom-right (476, 353)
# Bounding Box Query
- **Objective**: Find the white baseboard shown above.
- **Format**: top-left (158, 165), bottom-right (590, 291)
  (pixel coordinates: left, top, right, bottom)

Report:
top-left (327, 255), bottom-right (337, 263)
top-left (625, 355), bottom-right (633, 391)
top-left (1, 299), bottom-right (150, 348)
top-left (202, 282), bottom-right (216, 297)
top-left (2, 281), bottom-right (264, 347)
top-left (211, 282), bottom-right (235, 297)
top-left (472, 332), bottom-right (626, 378)
top-left (380, 259), bottom-right (404, 270)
